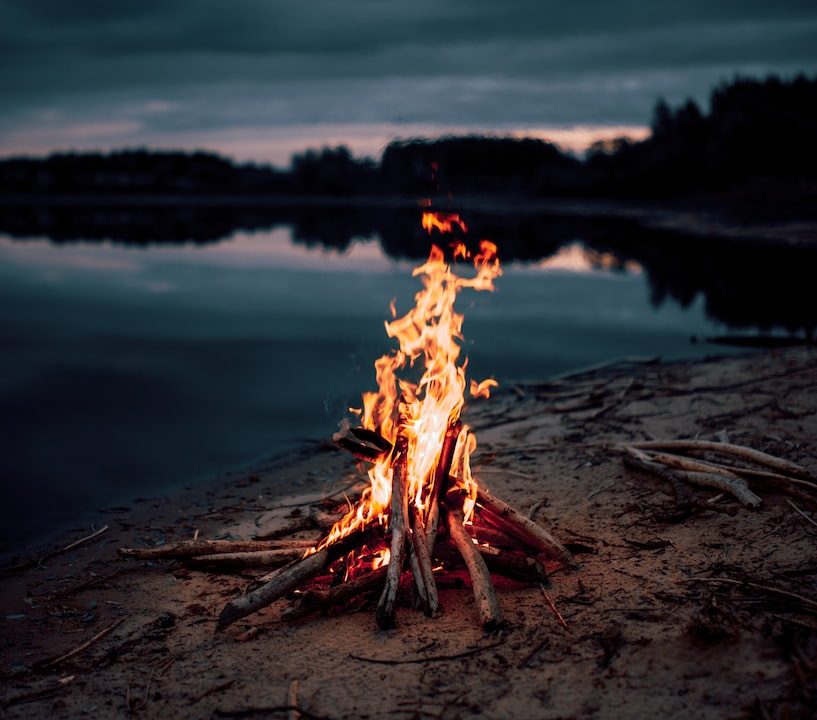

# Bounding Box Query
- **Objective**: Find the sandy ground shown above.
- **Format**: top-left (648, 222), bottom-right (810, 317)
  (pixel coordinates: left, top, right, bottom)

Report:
top-left (2, 348), bottom-right (816, 719)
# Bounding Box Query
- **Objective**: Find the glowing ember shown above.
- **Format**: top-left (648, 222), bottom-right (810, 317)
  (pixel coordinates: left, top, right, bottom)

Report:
top-left (317, 211), bottom-right (502, 551)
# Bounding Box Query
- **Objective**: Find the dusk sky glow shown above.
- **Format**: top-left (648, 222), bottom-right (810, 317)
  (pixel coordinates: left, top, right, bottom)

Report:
top-left (1, 0), bottom-right (815, 165)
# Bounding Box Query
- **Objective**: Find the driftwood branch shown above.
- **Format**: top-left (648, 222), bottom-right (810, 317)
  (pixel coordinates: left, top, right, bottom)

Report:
top-left (628, 440), bottom-right (816, 482)
top-left (622, 447), bottom-right (761, 508)
top-left (376, 433), bottom-right (409, 630)
top-left (118, 539), bottom-right (313, 560)
top-left (186, 548), bottom-right (306, 569)
top-left (445, 506), bottom-right (505, 632)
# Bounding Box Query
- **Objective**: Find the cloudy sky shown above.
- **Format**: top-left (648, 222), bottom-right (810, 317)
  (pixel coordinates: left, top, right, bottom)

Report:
top-left (1, 0), bottom-right (815, 165)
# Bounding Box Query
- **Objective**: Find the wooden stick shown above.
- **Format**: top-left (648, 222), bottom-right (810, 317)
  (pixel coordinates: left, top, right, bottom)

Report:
top-left (38, 618), bottom-right (124, 669)
top-left (465, 523), bottom-right (524, 550)
top-left (684, 457), bottom-right (817, 494)
top-left (3, 525), bottom-right (110, 577)
top-left (334, 437), bottom-right (384, 463)
top-left (787, 499), bottom-right (817, 532)
top-left (376, 433), bottom-right (409, 630)
top-left (62, 525), bottom-right (109, 553)
top-left (187, 549), bottom-right (306, 568)
top-left (349, 427), bottom-right (393, 453)
top-left (436, 541), bottom-right (549, 584)
top-left (643, 450), bottom-right (745, 479)
top-left (288, 680), bottom-right (301, 720)
top-left (285, 566), bottom-right (388, 619)
top-left (622, 451), bottom-right (736, 515)
top-left (628, 440), bottom-right (817, 481)
top-left (217, 550), bottom-right (331, 631)
top-left (425, 419), bottom-right (462, 551)
top-left (623, 447), bottom-right (761, 508)
top-left (408, 505), bottom-right (440, 617)
top-left (476, 487), bottom-right (575, 567)
top-left (118, 539), bottom-right (314, 560)
top-left (637, 449), bottom-right (762, 508)
top-left (445, 506), bottom-right (505, 632)
top-left (540, 586), bottom-right (568, 628)
top-left (486, 549), bottom-right (549, 584)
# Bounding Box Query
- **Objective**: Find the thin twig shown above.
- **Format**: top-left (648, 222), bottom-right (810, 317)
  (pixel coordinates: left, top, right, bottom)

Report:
top-left (527, 499), bottom-right (548, 520)
top-left (2, 525), bottom-right (110, 577)
top-left (63, 525), bottom-right (110, 553)
top-left (539, 585), bottom-right (568, 628)
top-left (787, 499), bottom-right (817, 532)
top-left (37, 618), bottom-right (124, 669)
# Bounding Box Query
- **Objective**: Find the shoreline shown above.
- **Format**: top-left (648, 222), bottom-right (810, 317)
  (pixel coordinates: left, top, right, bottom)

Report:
top-left (1, 193), bottom-right (816, 248)
top-left (2, 347), bottom-right (816, 718)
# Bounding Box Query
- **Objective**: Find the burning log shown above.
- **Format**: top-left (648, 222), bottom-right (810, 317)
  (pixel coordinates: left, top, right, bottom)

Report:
top-left (284, 566), bottom-right (388, 620)
top-left (435, 541), bottom-right (549, 584)
top-left (217, 550), bottom-right (331, 631)
top-left (333, 437), bottom-right (384, 464)
top-left (376, 433), bottom-right (410, 630)
top-left (425, 419), bottom-right (463, 551)
top-left (444, 506), bottom-right (505, 632)
top-left (465, 523), bottom-right (523, 550)
top-left (475, 487), bottom-right (576, 567)
top-left (408, 505), bottom-right (440, 617)
top-left (216, 524), bottom-right (377, 631)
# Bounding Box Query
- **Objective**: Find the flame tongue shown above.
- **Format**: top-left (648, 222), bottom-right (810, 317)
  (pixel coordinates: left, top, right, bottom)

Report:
top-left (319, 211), bottom-right (502, 554)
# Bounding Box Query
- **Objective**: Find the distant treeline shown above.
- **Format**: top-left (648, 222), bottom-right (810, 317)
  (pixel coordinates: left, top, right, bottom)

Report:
top-left (1, 75), bottom-right (815, 212)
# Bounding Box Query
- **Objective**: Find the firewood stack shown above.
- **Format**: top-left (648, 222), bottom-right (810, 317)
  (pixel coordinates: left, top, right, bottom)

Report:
top-left (218, 418), bottom-right (573, 632)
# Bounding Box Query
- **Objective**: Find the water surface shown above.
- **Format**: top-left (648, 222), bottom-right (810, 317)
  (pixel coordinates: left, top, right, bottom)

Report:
top-left (0, 215), bottom-right (808, 550)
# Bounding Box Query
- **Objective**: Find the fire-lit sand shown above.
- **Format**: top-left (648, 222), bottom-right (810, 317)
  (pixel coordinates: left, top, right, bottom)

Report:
top-left (1, 217), bottom-right (816, 717)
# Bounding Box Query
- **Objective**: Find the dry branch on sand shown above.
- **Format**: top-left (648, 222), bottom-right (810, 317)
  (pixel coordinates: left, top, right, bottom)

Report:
top-left (618, 440), bottom-right (816, 511)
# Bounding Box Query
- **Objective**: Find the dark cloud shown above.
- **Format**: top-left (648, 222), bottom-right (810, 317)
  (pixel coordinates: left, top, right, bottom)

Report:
top-left (1, 0), bottom-right (815, 160)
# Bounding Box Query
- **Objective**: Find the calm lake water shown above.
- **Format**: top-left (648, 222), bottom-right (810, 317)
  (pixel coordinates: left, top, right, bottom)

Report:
top-left (0, 212), bottom-right (808, 551)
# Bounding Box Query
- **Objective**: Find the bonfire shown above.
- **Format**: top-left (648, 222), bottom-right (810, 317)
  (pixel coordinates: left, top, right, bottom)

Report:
top-left (121, 210), bottom-right (574, 631)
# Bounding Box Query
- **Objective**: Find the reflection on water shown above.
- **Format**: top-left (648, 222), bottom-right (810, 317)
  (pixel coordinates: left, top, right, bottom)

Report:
top-left (0, 204), bottom-right (814, 550)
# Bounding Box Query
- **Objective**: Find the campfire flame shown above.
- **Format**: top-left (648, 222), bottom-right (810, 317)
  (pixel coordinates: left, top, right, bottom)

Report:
top-left (316, 211), bottom-right (502, 561)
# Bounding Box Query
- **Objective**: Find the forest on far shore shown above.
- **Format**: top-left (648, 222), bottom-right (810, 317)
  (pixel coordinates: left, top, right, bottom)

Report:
top-left (1, 75), bottom-right (815, 218)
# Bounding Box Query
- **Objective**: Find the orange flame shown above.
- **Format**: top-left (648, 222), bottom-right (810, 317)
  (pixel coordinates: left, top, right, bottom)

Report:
top-left (316, 211), bottom-right (501, 551)
top-left (470, 378), bottom-right (498, 400)
top-left (422, 212), bottom-right (468, 235)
